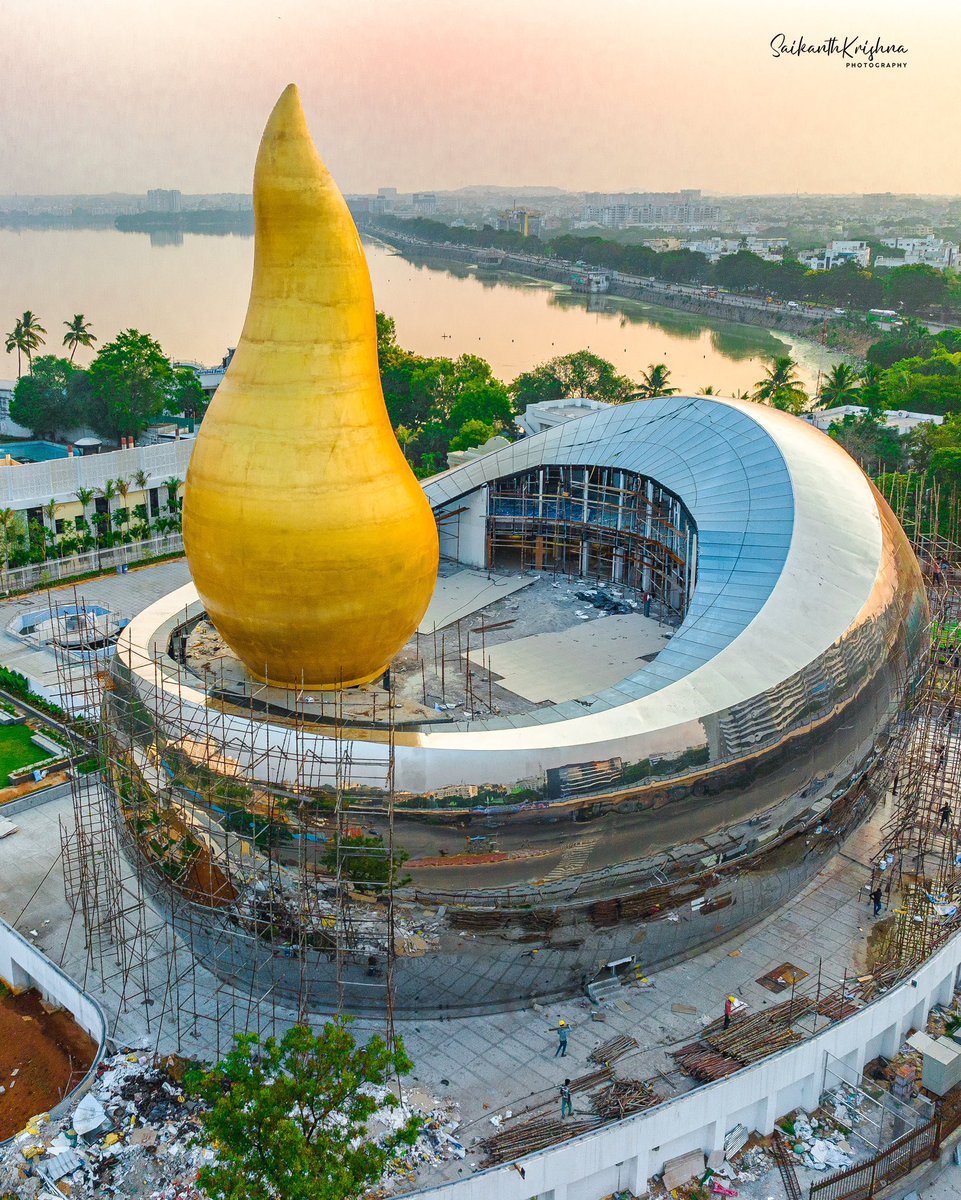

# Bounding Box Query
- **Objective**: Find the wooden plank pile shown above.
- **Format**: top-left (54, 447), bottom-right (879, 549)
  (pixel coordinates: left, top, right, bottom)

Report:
top-left (568, 1066), bottom-right (614, 1093)
top-left (589, 1034), bottom-right (638, 1064)
top-left (671, 1042), bottom-right (741, 1081)
top-left (590, 1078), bottom-right (661, 1119)
top-left (479, 1116), bottom-right (600, 1164)
top-left (673, 996), bottom-right (815, 1080)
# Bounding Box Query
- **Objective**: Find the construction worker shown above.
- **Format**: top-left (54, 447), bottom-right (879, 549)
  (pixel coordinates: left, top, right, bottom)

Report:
top-left (941, 802), bottom-right (952, 830)
top-left (871, 886), bottom-right (884, 917)
top-left (555, 1019), bottom-right (569, 1057)
top-left (560, 1078), bottom-right (573, 1118)
top-left (723, 995), bottom-right (736, 1029)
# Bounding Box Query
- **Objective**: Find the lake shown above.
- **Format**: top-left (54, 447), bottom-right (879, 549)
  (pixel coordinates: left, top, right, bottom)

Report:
top-left (0, 228), bottom-right (834, 393)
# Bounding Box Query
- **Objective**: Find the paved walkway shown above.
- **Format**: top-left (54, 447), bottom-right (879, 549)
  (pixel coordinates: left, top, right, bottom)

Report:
top-left (0, 559), bottom-right (190, 695)
top-left (0, 784), bottom-right (892, 1189)
top-left (394, 811), bottom-right (885, 1161)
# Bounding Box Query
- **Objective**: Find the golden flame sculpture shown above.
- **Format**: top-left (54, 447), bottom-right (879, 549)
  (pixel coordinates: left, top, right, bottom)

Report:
top-left (183, 85), bottom-right (439, 688)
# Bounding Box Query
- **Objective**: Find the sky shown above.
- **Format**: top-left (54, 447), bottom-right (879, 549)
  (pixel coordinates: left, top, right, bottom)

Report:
top-left (1, 0), bottom-right (959, 197)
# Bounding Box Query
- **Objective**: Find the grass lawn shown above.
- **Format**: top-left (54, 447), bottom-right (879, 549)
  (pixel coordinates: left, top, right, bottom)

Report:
top-left (0, 724), bottom-right (48, 783)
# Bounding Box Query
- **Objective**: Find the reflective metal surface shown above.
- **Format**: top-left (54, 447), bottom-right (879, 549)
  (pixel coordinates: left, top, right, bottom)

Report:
top-left (113, 395), bottom-right (927, 1011)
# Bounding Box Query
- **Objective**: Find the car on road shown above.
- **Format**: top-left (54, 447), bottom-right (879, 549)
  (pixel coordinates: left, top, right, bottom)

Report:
top-left (833, 308), bottom-right (847, 315)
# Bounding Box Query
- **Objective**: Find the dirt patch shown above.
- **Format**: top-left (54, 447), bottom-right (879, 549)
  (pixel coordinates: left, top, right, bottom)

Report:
top-left (0, 987), bottom-right (96, 1140)
top-left (0, 769), bottom-right (71, 807)
top-left (864, 915), bottom-right (897, 974)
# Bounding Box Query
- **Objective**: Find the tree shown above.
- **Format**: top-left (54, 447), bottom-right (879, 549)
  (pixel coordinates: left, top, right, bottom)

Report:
top-left (74, 486), bottom-right (95, 539)
top-left (42, 500), bottom-right (59, 554)
top-left (97, 480), bottom-right (117, 543)
top-left (62, 314), bottom-right (97, 363)
top-left (10, 355), bottom-right (85, 439)
top-left (448, 419), bottom-right (495, 451)
top-left (931, 448), bottom-right (961, 489)
top-left (883, 263), bottom-right (948, 314)
top-left (752, 356), bottom-right (809, 414)
top-left (818, 362), bottom-right (862, 408)
top-left (17, 311), bottom-right (46, 373)
top-left (634, 363), bottom-right (678, 399)
top-left (866, 321), bottom-right (935, 369)
top-left (185, 1021), bottom-right (421, 1200)
top-left (0, 508), bottom-right (18, 577)
top-left (829, 413), bottom-right (905, 473)
top-left (322, 833), bottom-right (411, 890)
top-left (114, 476), bottom-right (131, 530)
top-left (510, 350), bottom-right (633, 409)
top-left (88, 329), bottom-right (177, 441)
top-left (163, 476), bottom-right (182, 514)
top-left (169, 366), bottom-right (207, 419)
top-left (4, 319), bottom-right (24, 380)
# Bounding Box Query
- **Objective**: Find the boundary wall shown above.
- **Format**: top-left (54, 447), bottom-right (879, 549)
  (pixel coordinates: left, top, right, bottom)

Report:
top-left (404, 928), bottom-right (961, 1200)
top-left (0, 916), bottom-right (108, 1143)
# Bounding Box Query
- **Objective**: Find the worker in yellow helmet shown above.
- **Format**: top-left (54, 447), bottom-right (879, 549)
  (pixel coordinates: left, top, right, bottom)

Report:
top-left (555, 1019), bottom-right (569, 1057)
top-left (724, 995), bottom-right (736, 1029)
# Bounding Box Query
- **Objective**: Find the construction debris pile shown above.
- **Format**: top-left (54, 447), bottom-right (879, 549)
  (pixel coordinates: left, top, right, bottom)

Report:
top-left (778, 1110), bottom-right (855, 1172)
top-left (0, 1052), bottom-right (208, 1200)
top-left (646, 1133), bottom-right (780, 1200)
top-left (0, 1051), bottom-right (464, 1200)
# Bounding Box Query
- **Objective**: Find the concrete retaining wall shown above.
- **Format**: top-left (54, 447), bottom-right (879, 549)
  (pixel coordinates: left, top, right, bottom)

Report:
top-left (0, 916), bottom-right (108, 1141)
top-left (403, 929), bottom-right (961, 1200)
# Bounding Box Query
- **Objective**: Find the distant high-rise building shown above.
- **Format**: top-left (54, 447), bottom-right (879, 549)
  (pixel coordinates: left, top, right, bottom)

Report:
top-left (496, 208), bottom-right (543, 238)
top-left (412, 192), bottom-right (437, 216)
top-left (378, 187), bottom-right (398, 213)
top-left (580, 190), bottom-right (720, 230)
top-left (146, 188), bottom-right (182, 213)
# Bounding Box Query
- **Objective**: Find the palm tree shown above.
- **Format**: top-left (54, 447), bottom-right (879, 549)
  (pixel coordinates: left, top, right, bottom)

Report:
top-left (133, 468), bottom-right (150, 492)
top-left (62, 314), bottom-right (97, 363)
top-left (4, 319), bottom-right (26, 379)
top-left (818, 362), bottom-right (862, 409)
top-left (752, 356), bottom-right (809, 414)
top-left (395, 425), bottom-right (415, 461)
top-left (17, 311), bottom-right (46, 373)
top-left (43, 499), bottom-right (59, 558)
top-left (114, 476), bottom-right (131, 524)
top-left (97, 479), bottom-right (117, 538)
top-left (700, 385), bottom-right (718, 395)
top-left (0, 507), bottom-right (18, 584)
top-left (163, 476), bottom-right (182, 516)
top-left (635, 363), bottom-right (679, 399)
top-left (74, 486), bottom-right (95, 539)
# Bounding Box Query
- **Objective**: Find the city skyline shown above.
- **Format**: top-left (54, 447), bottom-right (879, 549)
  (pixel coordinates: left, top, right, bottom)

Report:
top-left (1, 0), bottom-right (958, 197)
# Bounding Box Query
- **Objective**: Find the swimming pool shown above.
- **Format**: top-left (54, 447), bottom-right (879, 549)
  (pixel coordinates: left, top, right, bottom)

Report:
top-left (0, 440), bottom-right (71, 463)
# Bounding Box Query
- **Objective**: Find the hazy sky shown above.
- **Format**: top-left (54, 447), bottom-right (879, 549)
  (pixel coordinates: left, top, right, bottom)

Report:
top-left (2, 0), bottom-right (959, 196)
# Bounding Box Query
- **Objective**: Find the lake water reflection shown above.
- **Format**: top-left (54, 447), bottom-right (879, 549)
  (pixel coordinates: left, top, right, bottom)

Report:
top-left (0, 228), bottom-right (833, 393)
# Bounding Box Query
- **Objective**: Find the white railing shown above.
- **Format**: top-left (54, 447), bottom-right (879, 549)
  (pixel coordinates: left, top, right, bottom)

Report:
top-left (1, 532), bottom-right (184, 596)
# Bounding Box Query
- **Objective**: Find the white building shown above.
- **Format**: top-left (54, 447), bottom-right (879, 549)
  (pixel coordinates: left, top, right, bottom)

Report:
top-left (805, 405), bottom-right (944, 435)
top-left (515, 396), bottom-right (612, 437)
top-left (876, 236), bottom-right (959, 272)
top-left (799, 241), bottom-right (871, 271)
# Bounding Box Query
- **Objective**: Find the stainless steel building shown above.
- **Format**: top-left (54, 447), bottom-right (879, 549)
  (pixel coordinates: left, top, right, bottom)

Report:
top-left (106, 397), bottom-right (927, 1013)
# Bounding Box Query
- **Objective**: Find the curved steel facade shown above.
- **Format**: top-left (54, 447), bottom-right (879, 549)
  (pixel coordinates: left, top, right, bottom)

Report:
top-left (105, 396), bottom-right (928, 1012)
